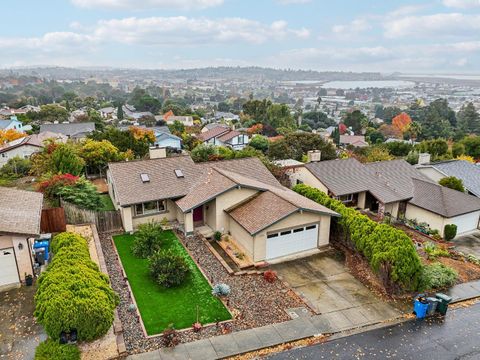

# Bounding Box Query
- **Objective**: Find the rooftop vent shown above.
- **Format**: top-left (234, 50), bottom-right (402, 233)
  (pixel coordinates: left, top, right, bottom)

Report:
top-left (174, 169), bottom-right (184, 178)
top-left (140, 173), bottom-right (150, 183)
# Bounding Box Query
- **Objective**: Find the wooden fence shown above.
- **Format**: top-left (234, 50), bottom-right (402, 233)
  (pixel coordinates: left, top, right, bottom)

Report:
top-left (61, 200), bottom-right (123, 233)
top-left (41, 207), bottom-right (67, 233)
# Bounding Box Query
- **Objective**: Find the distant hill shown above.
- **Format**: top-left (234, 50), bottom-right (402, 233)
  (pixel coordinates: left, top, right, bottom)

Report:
top-left (0, 66), bottom-right (386, 82)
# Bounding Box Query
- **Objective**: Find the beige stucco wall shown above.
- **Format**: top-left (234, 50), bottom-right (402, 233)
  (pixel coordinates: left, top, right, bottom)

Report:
top-left (120, 206), bottom-right (134, 232)
top-left (0, 145), bottom-right (40, 167)
top-left (228, 218), bottom-right (254, 260)
top-left (205, 199), bottom-right (217, 229)
top-left (358, 192), bottom-right (367, 209)
top-left (106, 170), bottom-right (120, 211)
top-left (0, 234), bottom-right (33, 282)
top-left (215, 187), bottom-right (258, 233)
top-left (417, 167), bottom-right (445, 183)
top-left (384, 202), bottom-right (400, 218)
top-left (131, 199), bottom-right (178, 229)
top-left (184, 211), bottom-right (194, 234)
top-left (405, 204), bottom-right (445, 235)
top-left (287, 166), bottom-right (329, 193)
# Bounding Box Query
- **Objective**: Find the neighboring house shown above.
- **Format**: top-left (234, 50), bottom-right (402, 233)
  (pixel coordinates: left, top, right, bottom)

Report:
top-left (416, 160), bottom-right (480, 198)
top-left (162, 111), bottom-right (194, 126)
top-left (0, 116), bottom-right (24, 132)
top-left (107, 155), bottom-right (338, 263)
top-left (0, 187), bottom-right (43, 291)
top-left (154, 132), bottom-right (182, 150)
top-left (287, 158), bottom-right (480, 236)
top-left (339, 135), bottom-right (368, 148)
top-left (123, 104), bottom-right (154, 121)
top-left (0, 131), bottom-right (67, 167)
top-left (214, 112), bottom-right (240, 122)
top-left (99, 107), bottom-right (116, 119)
top-left (198, 126), bottom-right (249, 150)
top-left (39, 122), bottom-right (95, 139)
top-left (201, 123), bottom-right (229, 133)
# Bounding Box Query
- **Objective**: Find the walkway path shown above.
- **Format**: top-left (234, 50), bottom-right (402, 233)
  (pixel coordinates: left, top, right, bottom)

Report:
top-left (128, 278), bottom-right (480, 360)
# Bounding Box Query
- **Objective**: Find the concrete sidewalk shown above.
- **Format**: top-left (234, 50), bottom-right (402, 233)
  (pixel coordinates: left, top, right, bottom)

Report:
top-left (128, 279), bottom-right (480, 360)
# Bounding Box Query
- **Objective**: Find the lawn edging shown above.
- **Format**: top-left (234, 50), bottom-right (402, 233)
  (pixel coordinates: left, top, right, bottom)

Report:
top-left (111, 230), bottom-right (233, 339)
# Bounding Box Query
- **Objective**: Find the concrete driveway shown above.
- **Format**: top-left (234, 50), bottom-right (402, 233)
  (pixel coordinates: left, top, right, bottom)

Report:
top-left (453, 231), bottom-right (480, 257)
top-left (271, 251), bottom-right (402, 319)
top-left (0, 285), bottom-right (46, 359)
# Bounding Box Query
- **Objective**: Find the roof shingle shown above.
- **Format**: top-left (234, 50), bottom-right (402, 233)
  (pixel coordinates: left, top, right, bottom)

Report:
top-left (0, 188), bottom-right (43, 236)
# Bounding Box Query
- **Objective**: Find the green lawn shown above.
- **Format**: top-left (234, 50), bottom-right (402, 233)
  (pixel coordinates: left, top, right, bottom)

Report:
top-left (99, 194), bottom-right (116, 211)
top-left (113, 231), bottom-right (231, 335)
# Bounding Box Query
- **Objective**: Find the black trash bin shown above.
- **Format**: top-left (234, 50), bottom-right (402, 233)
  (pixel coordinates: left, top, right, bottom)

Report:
top-left (435, 293), bottom-right (452, 315)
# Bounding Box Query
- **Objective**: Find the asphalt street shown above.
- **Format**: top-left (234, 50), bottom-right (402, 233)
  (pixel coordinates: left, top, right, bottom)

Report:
top-left (269, 302), bottom-right (480, 360)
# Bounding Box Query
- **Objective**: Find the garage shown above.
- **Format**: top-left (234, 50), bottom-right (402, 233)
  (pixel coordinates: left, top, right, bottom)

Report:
top-left (0, 248), bottom-right (20, 288)
top-left (449, 211), bottom-right (480, 235)
top-left (266, 223), bottom-right (319, 260)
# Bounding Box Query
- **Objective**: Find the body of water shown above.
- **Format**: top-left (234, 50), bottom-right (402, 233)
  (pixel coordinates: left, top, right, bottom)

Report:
top-left (321, 80), bottom-right (415, 89)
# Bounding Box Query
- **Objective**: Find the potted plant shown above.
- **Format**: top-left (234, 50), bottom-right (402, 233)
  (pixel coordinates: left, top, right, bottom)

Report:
top-left (25, 273), bottom-right (33, 286)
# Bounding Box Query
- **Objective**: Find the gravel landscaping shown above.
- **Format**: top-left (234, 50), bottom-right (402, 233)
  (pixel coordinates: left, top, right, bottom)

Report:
top-left (99, 230), bottom-right (308, 354)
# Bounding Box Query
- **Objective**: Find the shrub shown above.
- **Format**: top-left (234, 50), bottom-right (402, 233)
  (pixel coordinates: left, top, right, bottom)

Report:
top-left (419, 263), bottom-right (458, 290)
top-left (439, 176), bottom-right (465, 193)
top-left (35, 232), bottom-right (118, 341)
top-left (423, 242), bottom-right (450, 260)
top-left (444, 224), bottom-right (458, 241)
top-left (0, 156), bottom-right (31, 178)
top-left (213, 231), bottom-right (222, 242)
top-left (131, 222), bottom-right (164, 258)
top-left (212, 283), bottom-right (231, 297)
top-left (293, 184), bottom-right (423, 291)
top-left (56, 177), bottom-right (102, 210)
top-left (35, 339), bottom-right (80, 360)
top-left (148, 249), bottom-right (190, 288)
top-left (263, 270), bottom-right (277, 283)
top-left (37, 173), bottom-right (79, 199)
top-left (162, 324), bottom-right (180, 347)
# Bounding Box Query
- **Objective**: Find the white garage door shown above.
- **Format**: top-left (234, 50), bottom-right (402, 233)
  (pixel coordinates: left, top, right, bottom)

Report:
top-left (0, 248), bottom-right (20, 287)
top-left (266, 224), bottom-right (319, 260)
top-left (449, 211), bottom-right (480, 235)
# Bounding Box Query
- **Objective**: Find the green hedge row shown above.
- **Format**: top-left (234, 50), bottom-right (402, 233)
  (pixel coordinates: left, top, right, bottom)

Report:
top-left (35, 339), bottom-right (80, 360)
top-left (293, 184), bottom-right (423, 290)
top-left (35, 232), bottom-right (119, 341)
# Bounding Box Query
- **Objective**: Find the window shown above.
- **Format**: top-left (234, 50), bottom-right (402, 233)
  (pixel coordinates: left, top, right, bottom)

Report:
top-left (337, 194), bottom-right (353, 203)
top-left (134, 200), bottom-right (166, 216)
top-left (293, 227), bottom-right (304, 233)
top-left (267, 233), bottom-right (278, 239)
top-left (305, 225), bottom-right (317, 230)
top-left (174, 169), bottom-right (184, 178)
top-left (280, 230), bottom-right (292, 236)
top-left (140, 173), bottom-right (150, 183)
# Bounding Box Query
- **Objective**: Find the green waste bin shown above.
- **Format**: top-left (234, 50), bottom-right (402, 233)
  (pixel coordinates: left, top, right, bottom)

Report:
top-left (435, 293), bottom-right (452, 315)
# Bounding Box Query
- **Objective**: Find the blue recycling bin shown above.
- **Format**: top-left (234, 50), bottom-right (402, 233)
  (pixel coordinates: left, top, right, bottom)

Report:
top-left (413, 294), bottom-right (429, 319)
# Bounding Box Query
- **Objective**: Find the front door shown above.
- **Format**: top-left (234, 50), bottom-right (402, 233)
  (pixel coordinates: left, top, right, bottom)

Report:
top-left (193, 206), bottom-right (204, 225)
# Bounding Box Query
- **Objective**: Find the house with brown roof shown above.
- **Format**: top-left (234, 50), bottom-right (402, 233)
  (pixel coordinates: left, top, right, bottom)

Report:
top-left (0, 188), bottom-right (43, 291)
top-left (287, 158), bottom-right (480, 237)
top-left (107, 155), bottom-right (338, 263)
top-left (162, 110), bottom-right (194, 127)
top-left (197, 125), bottom-right (249, 150)
top-left (0, 131), bottom-right (67, 167)
top-left (339, 135), bottom-right (369, 148)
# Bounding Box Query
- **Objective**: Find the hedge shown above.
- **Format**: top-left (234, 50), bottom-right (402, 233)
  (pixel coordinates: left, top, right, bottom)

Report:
top-left (35, 232), bottom-right (119, 341)
top-left (293, 184), bottom-right (423, 291)
top-left (35, 339), bottom-right (80, 360)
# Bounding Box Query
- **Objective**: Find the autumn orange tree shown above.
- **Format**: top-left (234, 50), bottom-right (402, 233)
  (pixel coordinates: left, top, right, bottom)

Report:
top-left (129, 126), bottom-right (156, 143)
top-left (0, 129), bottom-right (26, 145)
top-left (392, 112), bottom-right (412, 135)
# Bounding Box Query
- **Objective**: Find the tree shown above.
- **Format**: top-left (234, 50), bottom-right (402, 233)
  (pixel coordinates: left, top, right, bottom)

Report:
top-left (343, 110), bottom-right (367, 134)
top-left (0, 156), bottom-right (31, 178)
top-left (36, 104), bottom-right (69, 123)
top-left (0, 128), bottom-right (26, 145)
top-left (460, 135), bottom-right (480, 159)
top-left (302, 110), bottom-right (335, 130)
top-left (81, 139), bottom-right (123, 175)
top-left (417, 139), bottom-right (449, 160)
top-left (168, 120), bottom-right (185, 136)
top-left (191, 144), bottom-right (218, 162)
top-left (266, 104), bottom-right (296, 129)
top-left (365, 128), bottom-right (385, 144)
top-left (364, 147), bottom-right (394, 163)
top-left (148, 249), bottom-right (190, 288)
top-left (267, 132), bottom-right (336, 161)
top-left (457, 102), bottom-right (480, 135)
top-left (452, 142), bottom-right (465, 158)
top-left (439, 176), bottom-right (465, 193)
top-left (242, 99), bottom-right (271, 123)
top-left (392, 112), bottom-right (412, 134)
top-left (117, 104), bottom-right (124, 120)
top-left (249, 135), bottom-right (269, 153)
top-left (89, 126), bottom-right (152, 158)
top-left (382, 106), bottom-right (402, 124)
top-left (50, 143), bottom-right (85, 176)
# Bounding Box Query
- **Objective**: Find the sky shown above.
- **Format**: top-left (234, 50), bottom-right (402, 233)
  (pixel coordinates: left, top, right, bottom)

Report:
top-left (2, 0), bottom-right (480, 73)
